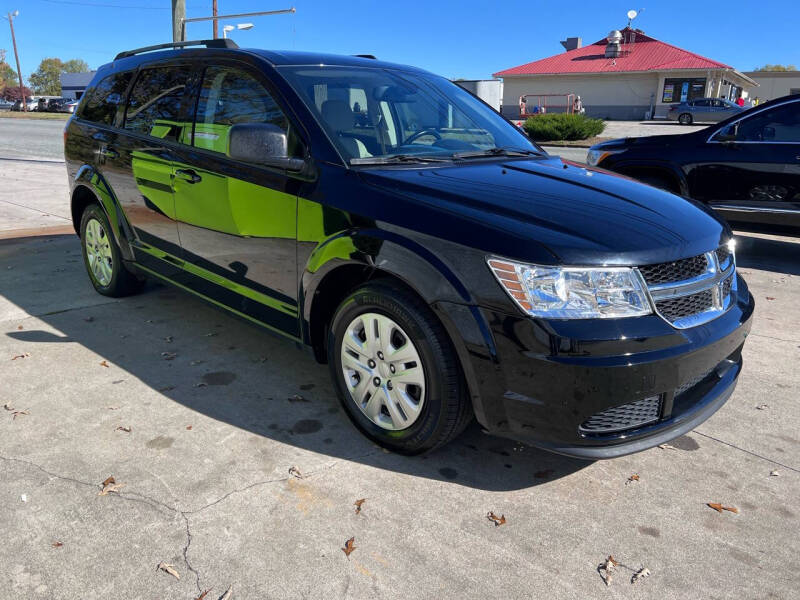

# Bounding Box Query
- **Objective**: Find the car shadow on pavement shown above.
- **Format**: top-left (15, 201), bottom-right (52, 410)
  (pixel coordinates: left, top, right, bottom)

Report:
top-left (1, 234), bottom-right (589, 492)
top-left (734, 231), bottom-right (800, 276)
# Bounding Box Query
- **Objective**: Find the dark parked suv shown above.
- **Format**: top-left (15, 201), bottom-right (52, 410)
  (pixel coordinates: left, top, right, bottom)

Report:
top-left (64, 39), bottom-right (754, 458)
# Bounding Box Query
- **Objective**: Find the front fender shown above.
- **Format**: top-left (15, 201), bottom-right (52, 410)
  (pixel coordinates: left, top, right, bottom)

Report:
top-left (72, 165), bottom-right (135, 261)
top-left (301, 227), bottom-right (500, 429)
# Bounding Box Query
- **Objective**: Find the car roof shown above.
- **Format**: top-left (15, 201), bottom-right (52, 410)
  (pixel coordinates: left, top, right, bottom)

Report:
top-left (99, 45), bottom-right (430, 78)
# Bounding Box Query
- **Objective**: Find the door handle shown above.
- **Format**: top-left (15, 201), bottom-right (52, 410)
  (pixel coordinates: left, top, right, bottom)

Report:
top-left (99, 147), bottom-right (119, 159)
top-left (175, 169), bottom-right (202, 184)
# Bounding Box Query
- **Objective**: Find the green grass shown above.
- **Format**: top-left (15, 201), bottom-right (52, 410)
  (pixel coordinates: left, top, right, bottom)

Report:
top-left (0, 111), bottom-right (70, 120)
top-left (523, 113), bottom-right (606, 142)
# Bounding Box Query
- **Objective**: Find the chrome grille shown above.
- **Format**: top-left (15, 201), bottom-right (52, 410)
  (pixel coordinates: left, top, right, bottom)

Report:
top-left (639, 254), bottom-right (708, 286)
top-left (656, 289), bottom-right (714, 321)
top-left (639, 244), bottom-right (736, 329)
top-left (579, 395), bottom-right (662, 434)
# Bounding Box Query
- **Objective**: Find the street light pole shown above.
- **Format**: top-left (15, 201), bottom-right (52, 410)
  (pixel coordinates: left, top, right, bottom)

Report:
top-left (212, 0), bottom-right (218, 39)
top-left (5, 11), bottom-right (25, 112)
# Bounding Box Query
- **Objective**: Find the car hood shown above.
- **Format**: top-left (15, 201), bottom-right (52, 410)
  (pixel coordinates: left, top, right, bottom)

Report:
top-left (358, 155), bottom-right (727, 266)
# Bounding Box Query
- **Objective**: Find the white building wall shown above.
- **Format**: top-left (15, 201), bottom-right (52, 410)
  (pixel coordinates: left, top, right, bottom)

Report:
top-left (744, 72), bottom-right (800, 102)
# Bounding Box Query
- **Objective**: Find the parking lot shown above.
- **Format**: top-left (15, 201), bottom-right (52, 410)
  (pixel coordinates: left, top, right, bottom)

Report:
top-left (1, 119), bottom-right (799, 599)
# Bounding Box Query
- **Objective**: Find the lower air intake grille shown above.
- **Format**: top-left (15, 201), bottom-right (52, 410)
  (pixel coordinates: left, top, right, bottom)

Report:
top-left (675, 367), bottom-right (716, 398)
top-left (656, 289), bottom-right (714, 322)
top-left (579, 395), bottom-right (662, 435)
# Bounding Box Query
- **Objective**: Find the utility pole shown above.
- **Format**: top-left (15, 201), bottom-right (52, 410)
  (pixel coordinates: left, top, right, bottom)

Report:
top-left (171, 0), bottom-right (185, 42)
top-left (5, 11), bottom-right (25, 112)
top-left (212, 0), bottom-right (218, 39)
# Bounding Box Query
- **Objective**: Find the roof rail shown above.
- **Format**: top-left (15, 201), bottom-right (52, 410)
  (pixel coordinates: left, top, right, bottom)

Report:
top-left (353, 54), bottom-right (377, 60)
top-left (114, 39), bottom-right (238, 60)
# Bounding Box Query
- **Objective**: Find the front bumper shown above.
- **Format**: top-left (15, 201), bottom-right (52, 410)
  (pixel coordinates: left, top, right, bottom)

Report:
top-left (442, 274), bottom-right (754, 459)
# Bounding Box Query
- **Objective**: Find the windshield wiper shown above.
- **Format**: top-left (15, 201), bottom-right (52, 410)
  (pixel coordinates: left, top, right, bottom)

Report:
top-left (452, 147), bottom-right (541, 160)
top-left (350, 154), bottom-right (451, 165)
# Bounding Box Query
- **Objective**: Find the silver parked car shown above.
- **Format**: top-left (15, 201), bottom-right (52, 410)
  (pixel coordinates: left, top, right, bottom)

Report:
top-left (667, 98), bottom-right (743, 125)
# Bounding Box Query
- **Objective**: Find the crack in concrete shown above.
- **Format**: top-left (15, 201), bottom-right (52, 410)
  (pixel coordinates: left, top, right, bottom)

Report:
top-left (0, 448), bottom-right (380, 595)
top-left (693, 431), bottom-right (800, 473)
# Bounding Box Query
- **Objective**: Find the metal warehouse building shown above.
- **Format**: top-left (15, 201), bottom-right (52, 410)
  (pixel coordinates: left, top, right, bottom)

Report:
top-left (493, 27), bottom-right (756, 120)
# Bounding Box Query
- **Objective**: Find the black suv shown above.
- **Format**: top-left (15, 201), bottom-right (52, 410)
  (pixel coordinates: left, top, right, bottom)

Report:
top-left (64, 40), bottom-right (754, 458)
top-left (588, 95), bottom-right (800, 229)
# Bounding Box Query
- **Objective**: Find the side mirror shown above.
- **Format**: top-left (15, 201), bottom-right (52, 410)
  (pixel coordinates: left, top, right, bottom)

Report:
top-left (227, 123), bottom-right (305, 171)
top-left (713, 123), bottom-right (738, 143)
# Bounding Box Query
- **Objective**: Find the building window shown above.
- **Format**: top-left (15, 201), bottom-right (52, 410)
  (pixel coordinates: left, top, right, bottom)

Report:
top-left (663, 78), bottom-right (706, 103)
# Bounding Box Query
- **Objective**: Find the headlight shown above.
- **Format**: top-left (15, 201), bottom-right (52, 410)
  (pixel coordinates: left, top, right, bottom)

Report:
top-left (488, 258), bottom-right (652, 319)
top-left (586, 147), bottom-right (623, 167)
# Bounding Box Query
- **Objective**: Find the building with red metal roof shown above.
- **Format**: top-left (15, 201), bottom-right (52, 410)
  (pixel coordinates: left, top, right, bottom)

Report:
top-left (493, 27), bottom-right (756, 120)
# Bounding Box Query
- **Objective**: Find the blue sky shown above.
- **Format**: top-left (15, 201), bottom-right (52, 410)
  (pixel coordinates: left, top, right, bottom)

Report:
top-left (2, 0), bottom-right (799, 80)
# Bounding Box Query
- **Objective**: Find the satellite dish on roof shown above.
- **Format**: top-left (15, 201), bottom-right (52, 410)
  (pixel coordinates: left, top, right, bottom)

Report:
top-left (627, 9), bottom-right (638, 20)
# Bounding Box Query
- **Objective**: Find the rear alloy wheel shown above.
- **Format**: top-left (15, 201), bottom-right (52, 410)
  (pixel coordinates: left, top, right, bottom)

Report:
top-left (678, 113), bottom-right (693, 125)
top-left (328, 281), bottom-right (472, 454)
top-left (80, 203), bottom-right (143, 297)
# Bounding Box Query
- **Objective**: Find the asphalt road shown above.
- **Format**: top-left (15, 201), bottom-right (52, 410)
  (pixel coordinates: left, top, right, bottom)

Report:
top-left (0, 119), bottom-right (66, 162)
top-left (0, 118), bottom-right (798, 599)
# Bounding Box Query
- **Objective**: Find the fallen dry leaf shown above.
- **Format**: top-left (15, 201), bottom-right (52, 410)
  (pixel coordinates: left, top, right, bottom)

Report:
top-left (765, 296), bottom-right (776, 301)
top-left (195, 382), bottom-right (207, 388)
top-left (186, 425), bottom-right (193, 430)
top-left (288, 466), bottom-right (304, 479)
top-left (203, 332), bottom-right (218, 337)
top-left (99, 360), bottom-right (110, 368)
top-left (164, 336), bottom-right (173, 343)
top-left (658, 443), bottom-right (677, 450)
top-left (12, 410), bottom-right (29, 420)
top-left (158, 385), bottom-right (175, 392)
top-left (98, 476), bottom-right (125, 496)
top-left (756, 404), bottom-right (769, 410)
top-left (770, 470), bottom-right (780, 477)
top-left (354, 498), bottom-right (366, 515)
top-left (161, 352), bottom-right (177, 361)
top-left (487, 511), bottom-right (507, 527)
top-left (626, 474), bottom-right (640, 485)
top-left (598, 556), bottom-right (618, 586)
top-left (534, 469), bottom-right (554, 479)
top-left (84, 316), bottom-right (94, 322)
top-left (11, 353), bottom-right (30, 360)
top-left (157, 561), bottom-right (180, 580)
top-left (288, 394), bottom-right (309, 403)
top-left (190, 360), bottom-right (204, 366)
top-left (3, 403), bottom-right (14, 411)
top-left (707, 502), bottom-right (739, 514)
top-left (219, 584), bottom-right (233, 600)
top-left (342, 536), bottom-right (356, 558)
top-left (17, 325), bottom-right (23, 330)
top-left (106, 406), bottom-right (120, 410)
top-left (631, 567), bottom-right (650, 584)
top-left (115, 426), bottom-right (131, 433)
top-left (195, 590), bottom-right (210, 600)
top-left (52, 541), bottom-right (63, 548)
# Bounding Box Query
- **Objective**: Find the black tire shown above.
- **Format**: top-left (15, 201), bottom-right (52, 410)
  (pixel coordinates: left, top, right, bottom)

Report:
top-left (636, 173), bottom-right (677, 194)
top-left (678, 113), bottom-right (693, 125)
top-left (79, 203), bottom-right (144, 297)
top-left (327, 280), bottom-right (472, 454)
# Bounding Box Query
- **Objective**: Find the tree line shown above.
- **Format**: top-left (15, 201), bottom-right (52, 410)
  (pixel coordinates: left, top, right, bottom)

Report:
top-left (1, 50), bottom-right (90, 100)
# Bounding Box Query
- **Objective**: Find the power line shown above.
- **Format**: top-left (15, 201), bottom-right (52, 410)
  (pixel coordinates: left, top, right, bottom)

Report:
top-left (35, 0), bottom-right (168, 10)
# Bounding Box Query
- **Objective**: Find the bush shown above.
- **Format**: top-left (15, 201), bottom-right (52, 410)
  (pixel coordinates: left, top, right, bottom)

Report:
top-left (522, 113), bottom-right (606, 141)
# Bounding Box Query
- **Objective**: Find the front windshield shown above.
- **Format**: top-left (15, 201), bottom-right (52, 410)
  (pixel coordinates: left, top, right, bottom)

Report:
top-left (279, 66), bottom-right (540, 163)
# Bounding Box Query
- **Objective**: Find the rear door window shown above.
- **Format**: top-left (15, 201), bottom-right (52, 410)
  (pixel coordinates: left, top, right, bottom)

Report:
top-left (123, 66), bottom-right (191, 141)
top-left (79, 72), bottom-right (133, 126)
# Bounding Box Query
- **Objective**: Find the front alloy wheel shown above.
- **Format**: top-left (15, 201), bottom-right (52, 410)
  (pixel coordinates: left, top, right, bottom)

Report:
top-left (328, 281), bottom-right (472, 454)
top-left (340, 312), bottom-right (426, 431)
